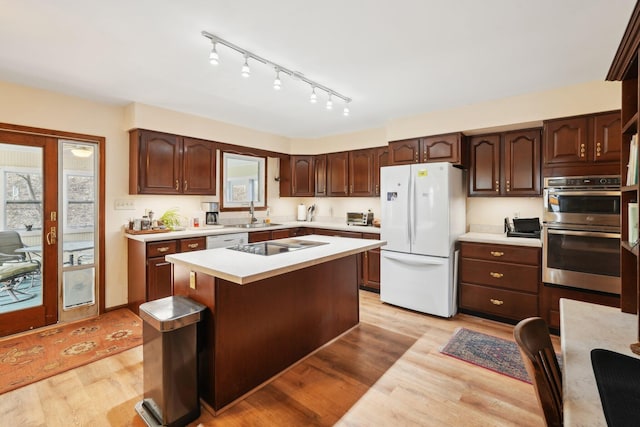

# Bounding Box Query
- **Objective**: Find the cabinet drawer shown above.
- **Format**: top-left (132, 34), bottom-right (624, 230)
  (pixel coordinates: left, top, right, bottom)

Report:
top-left (460, 258), bottom-right (539, 293)
top-left (459, 283), bottom-right (538, 321)
top-left (180, 237), bottom-right (206, 252)
top-left (460, 242), bottom-right (540, 265)
top-left (271, 229), bottom-right (291, 239)
top-left (314, 229), bottom-right (362, 238)
top-left (147, 240), bottom-right (177, 258)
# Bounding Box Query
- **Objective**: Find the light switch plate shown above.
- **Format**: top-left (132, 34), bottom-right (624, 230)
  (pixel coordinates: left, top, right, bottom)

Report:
top-left (114, 199), bottom-right (136, 210)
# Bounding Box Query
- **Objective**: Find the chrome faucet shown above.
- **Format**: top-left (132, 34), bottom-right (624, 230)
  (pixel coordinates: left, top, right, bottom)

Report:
top-left (249, 201), bottom-right (257, 223)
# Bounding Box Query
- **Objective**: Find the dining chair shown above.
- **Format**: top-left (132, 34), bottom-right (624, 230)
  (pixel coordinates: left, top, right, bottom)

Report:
top-left (514, 317), bottom-right (562, 427)
top-left (0, 230), bottom-right (31, 263)
top-left (0, 231), bottom-right (41, 302)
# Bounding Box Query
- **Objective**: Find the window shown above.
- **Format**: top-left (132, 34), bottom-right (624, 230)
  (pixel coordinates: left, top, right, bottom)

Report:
top-left (66, 174), bottom-right (94, 229)
top-left (4, 170), bottom-right (42, 230)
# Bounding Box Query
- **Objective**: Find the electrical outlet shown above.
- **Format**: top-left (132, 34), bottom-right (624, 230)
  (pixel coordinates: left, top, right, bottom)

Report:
top-left (114, 199), bottom-right (136, 210)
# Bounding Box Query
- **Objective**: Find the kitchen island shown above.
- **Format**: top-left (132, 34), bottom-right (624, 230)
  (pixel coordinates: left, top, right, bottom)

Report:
top-left (166, 234), bottom-right (385, 413)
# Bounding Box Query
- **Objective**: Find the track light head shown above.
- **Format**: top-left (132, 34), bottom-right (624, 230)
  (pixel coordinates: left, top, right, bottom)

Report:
top-left (241, 55), bottom-right (251, 78)
top-left (326, 94), bottom-right (333, 110)
top-left (310, 87), bottom-right (317, 103)
top-left (273, 68), bottom-right (282, 90)
top-left (209, 42), bottom-right (219, 65)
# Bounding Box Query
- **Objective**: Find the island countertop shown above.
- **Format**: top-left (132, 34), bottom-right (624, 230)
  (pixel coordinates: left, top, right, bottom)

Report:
top-left (165, 234), bottom-right (386, 285)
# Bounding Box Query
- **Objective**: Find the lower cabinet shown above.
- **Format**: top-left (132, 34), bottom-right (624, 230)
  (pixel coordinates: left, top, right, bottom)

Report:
top-left (248, 228), bottom-right (292, 243)
top-left (127, 236), bottom-right (206, 314)
top-left (362, 232), bottom-right (381, 292)
top-left (539, 284), bottom-right (620, 331)
top-left (459, 242), bottom-right (541, 323)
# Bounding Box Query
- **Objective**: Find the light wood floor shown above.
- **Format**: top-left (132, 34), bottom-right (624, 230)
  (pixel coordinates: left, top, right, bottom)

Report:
top-left (0, 291), bottom-right (558, 426)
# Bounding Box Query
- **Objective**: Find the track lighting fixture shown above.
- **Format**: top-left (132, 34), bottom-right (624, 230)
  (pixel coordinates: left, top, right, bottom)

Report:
top-left (202, 31), bottom-right (352, 116)
top-left (209, 41), bottom-right (219, 65)
top-left (241, 55), bottom-right (251, 78)
top-left (273, 68), bottom-right (282, 90)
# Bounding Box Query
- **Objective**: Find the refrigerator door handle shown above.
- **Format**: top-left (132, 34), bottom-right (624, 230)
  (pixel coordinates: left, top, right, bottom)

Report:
top-left (406, 172), bottom-right (412, 244)
top-left (382, 251), bottom-right (445, 266)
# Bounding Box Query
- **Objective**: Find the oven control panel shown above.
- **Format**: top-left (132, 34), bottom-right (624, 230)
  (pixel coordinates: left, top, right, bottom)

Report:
top-left (544, 175), bottom-right (620, 188)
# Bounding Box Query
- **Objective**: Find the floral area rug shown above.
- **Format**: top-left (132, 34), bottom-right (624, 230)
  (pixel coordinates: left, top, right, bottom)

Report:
top-left (0, 308), bottom-right (142, 394)
top-left (440, 327), bottom-right (531, 383)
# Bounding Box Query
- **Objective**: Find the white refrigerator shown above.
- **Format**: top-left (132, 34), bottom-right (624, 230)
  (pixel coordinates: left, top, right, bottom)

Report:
top-left (380, 162), bottom-right (465, 317)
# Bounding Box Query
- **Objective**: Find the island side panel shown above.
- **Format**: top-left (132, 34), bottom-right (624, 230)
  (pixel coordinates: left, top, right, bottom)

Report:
top-left (175, 254), bottom-right (359, 411)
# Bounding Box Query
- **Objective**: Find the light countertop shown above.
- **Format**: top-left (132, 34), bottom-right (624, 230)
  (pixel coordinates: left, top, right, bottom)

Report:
top-left (560, 298), bottom-right (639, 426)
top-left (458, 231), bottom-right (542, 247)
top-left (165, 234), bottom-right (385, 285)
top-left (125, 221), bottom-right (380, 242)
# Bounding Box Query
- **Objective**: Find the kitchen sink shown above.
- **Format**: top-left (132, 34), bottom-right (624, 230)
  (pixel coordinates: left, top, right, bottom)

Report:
top-left (224, 223), bottom-right (282, 229)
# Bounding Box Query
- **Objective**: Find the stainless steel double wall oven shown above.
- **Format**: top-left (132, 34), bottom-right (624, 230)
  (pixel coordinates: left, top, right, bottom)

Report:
top-left (542, 175), bottom-right (621, 294)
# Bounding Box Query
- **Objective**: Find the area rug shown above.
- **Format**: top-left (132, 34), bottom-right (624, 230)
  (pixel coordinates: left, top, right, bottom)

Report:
top-left (440, 327), bottom-right (531, 383)
top-left (0, 308), bottom-right (142, 394)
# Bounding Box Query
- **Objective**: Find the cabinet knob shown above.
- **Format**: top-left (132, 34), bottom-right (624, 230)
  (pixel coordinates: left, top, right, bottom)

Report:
top-left (495, 180), bottom-right (499, 192)
top-left (490, 251), bottom-right (504, 257)
top-left (188, 243), bottom-right (199, 249)
top-left (490, 298), bottom-right (504, 306)
top-left (596, 142), bottom-right (601, 156)
top-left (157, 246), bottom-right (170, 253)
top-left (580, 143), bottom-right (586, 157)
top-left (175, 180), bottom-right (179, 191)
top-left (489, 272), bottom-right (504, 278)
top-left (184, 180), bottom-right (188, 191)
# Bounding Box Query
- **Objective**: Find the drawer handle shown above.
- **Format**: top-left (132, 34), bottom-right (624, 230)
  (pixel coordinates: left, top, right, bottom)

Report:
top-left (187, 243), bottom-right (199, 249)
top-left (490, 298), bottom-right (504, 306)
top-left (490, 272), bottom-right (503, 278)
top-left (157, 246), bottom-right (170, 253)
top-left (490, 251), bottom-right (504, 257)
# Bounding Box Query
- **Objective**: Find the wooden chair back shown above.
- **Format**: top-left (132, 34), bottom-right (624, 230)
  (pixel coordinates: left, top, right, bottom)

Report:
top-left (514, 317), bottom-right (562, 427)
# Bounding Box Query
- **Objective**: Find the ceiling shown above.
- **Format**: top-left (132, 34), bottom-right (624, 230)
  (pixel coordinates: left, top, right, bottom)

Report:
top-left (0, 0), bottom-right (636, 139)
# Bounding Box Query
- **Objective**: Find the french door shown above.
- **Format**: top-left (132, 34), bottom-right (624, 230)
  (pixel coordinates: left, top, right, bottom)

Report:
top-left (0, 127), bottom-right (102, 336)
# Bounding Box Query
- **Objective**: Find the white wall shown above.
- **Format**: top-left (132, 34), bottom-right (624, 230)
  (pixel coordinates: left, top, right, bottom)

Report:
top-left (0, 78), bottom-right (621, 309)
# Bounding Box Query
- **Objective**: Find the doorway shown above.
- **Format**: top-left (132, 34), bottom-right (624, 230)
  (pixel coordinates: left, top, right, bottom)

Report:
top-left (0, 125), bottom-right (104, 336)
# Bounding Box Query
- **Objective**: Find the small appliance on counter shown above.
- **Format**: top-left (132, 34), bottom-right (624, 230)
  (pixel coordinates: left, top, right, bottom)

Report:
top-left (504, 217), bottom-right (541, 238)
top-left (297, 204), bottom-right (307, 221)
top-left (202, 202), bottom-right (219, 225)
top-left (347, 211), bottom-right (374, 226)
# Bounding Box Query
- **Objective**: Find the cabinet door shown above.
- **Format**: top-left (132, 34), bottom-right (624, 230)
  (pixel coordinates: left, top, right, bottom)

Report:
top-left (389, 138), bottom-right (420, 165)
top-left (543, 117), bottom-right (588, 165)
top-left (503, 129), bottom-right (541, 196)
top-left (314, 154), bottom-right (327, 197)
top-left (135, 130), bottom-right (181, 194)
top-left (290, 155), bottom-right (315, 197)
top-left (592, 112), bottom-right (621, 163)
top-left (327, 152), bottom-right (349, 196)
top-left (349, 149), bottom-right (375, 196)
top-left (421, 133), bottom-right (461, 164)
top-left (469, 134), bottom-right (501, 196)
top-left (182, 137), bottom-right (216, 195)
top-left (147, 256), bottom-right (173, 301)
top-left (248, 230), bottom-right (271, 243)
top-left (374, 146), bottom-right (390, 196)
top-left (271, 229), bottom-right (291, 239)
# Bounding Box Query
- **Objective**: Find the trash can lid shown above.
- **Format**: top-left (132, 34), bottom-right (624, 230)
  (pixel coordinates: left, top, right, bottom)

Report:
top-left (139, 296), bottom-right (206, 332)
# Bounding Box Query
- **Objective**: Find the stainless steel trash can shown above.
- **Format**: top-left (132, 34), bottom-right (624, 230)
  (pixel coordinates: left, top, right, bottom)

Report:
top-left (135, 296), bottom-right (206, 427)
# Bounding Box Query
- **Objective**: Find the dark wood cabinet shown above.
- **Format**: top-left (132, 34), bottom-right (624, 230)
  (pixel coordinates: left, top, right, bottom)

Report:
top-left (327, 152), bottom-right (350, 196)
top-left (314, 154), bottom-right (327, 197)
top-left (279, 155), bottom-right (315, 197)
top-left (248, 228), bottom-right (292, 243)
top-left (469, 129), bottom-right (541, 196)
top-left (129, 129), bottom-right (216, 195)
top-left (362, 232), bottom-right (381, 291)
top-left (389, 132), bottom-right (466, 166)
top-left (543, 111), bottom-right (621, 176)
top-left (374, 146), bottom-right (390, 196)
top-left (127, 236), bottom-right (206, 314)
top-left (459, 242), bottom-right (541, 323)
top-left (349, 149), bottom-right (376, 196)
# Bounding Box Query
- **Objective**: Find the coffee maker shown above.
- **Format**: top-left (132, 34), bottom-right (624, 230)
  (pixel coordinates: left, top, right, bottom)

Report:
top-left (202, 202), bottom-right (219, 225)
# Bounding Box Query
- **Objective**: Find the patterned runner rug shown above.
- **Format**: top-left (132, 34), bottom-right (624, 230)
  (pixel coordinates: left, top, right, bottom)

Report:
top-left (0, 308), bottom-right (142, 394)
top-left (440, 327), bottom-right (531, 383)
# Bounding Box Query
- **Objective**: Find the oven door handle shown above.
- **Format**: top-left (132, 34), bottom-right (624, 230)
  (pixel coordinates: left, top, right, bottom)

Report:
top-left (546, 228), bottom-right (620, 239)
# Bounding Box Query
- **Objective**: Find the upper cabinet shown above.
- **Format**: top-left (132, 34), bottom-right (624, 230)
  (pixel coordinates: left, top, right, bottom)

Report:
top-left (373, 146), bottom-right (390, 196)
top-left (314, 154), bottom-right (327, 197)
top-left (543, 111), bottom-right (621, 176)
top-left (469, 128), bottom-right (541, 197)
top-left (327, 151), bottom-right (350, 196)
top-left (129, 129), bottom-right (216, 195)
top-left (389, 132), bottom-right (466, 167)
top-left (279, 155), bottom-right (315, 197)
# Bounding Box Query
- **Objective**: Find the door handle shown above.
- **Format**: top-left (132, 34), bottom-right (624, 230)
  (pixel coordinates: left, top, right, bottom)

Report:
top-left (46, 226), bottom-right (56, 245)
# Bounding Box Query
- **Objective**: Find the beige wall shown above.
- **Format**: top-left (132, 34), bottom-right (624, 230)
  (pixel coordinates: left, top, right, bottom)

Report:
top-left (0, 78), bottom-right (621, 310)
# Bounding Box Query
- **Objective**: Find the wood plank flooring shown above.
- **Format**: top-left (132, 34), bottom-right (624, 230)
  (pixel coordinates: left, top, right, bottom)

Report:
top-left (0, 291), bottom-right (557, 426)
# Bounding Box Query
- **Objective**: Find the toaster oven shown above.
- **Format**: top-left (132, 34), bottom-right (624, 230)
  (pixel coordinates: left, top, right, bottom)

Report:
top-left (347, 211), bottom-right (373, 226)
